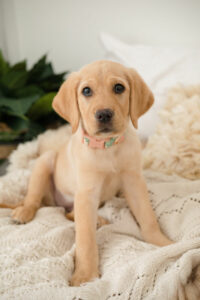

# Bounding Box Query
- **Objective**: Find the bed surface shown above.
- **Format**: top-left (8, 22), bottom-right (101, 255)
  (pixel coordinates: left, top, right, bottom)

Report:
top-left (1, 128), bottom-right (200, 299)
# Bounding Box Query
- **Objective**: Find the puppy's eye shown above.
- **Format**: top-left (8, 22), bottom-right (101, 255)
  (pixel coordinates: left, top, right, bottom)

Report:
top-left (82, 87), bottom-right (92, 97)
top-left (114, 83), bottom-right (125, 94)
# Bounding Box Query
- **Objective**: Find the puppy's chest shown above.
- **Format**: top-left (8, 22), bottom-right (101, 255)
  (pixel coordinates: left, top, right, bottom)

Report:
top-left (100, 173), bottom-right (121, 203)
top-left (89, 147), bottom-right (127, 173)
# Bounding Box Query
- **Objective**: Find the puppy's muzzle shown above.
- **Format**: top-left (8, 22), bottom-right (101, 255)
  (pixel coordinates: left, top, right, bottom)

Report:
top-left (95, 109), bottom-right (114, 124)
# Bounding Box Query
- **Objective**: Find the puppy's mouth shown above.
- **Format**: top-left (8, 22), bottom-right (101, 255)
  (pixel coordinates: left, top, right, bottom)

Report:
top-left (96, 125), bottom-right (116, 136)
top-left (98, 127), bottom-right (112, 133)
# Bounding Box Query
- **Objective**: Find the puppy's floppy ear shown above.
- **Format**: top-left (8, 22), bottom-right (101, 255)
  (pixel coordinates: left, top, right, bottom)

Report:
top-left (52, 72), bottom-right (80, 133)
top-left (127, 68), bottom-right (154, 129)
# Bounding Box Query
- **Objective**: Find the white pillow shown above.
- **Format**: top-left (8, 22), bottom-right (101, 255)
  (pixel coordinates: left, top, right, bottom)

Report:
top-left (100, 32), bottom-right (200, 139)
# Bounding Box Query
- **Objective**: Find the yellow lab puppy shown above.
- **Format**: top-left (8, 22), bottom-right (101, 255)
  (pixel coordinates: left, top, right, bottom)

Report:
top-left (2, 61), bottom-right (172, 286)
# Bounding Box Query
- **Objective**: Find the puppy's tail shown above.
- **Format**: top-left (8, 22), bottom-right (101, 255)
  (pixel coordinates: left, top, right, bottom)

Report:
top-left (0, 201), bottom-right (24, 209)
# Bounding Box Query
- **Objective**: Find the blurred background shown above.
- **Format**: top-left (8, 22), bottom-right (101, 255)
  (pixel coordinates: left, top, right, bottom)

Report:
top-left (0, 0), bottom-right (200, 166)
top-left (1, 0), bottom-right (200, 71)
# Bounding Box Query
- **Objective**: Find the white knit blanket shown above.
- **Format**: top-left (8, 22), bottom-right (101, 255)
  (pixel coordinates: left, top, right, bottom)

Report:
top-left (1, 135), bottom-right (200, 299)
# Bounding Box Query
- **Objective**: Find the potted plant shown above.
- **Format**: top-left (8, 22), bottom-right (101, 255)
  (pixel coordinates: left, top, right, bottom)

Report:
top-left (0, 50), bottom-right (68, 158)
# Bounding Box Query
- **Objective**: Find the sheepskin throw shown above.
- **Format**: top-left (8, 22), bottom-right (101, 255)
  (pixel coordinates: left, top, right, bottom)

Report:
top-left (1, 127), bottom-right (200, 299)
top-left (143, 84), bottom-right (200, 179)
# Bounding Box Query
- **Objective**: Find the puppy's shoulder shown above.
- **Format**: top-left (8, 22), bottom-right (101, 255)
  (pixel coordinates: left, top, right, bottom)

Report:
top-left (38, 125), bottom-right (72, 155)
top-left (124, 123), bottom-right (141, 150)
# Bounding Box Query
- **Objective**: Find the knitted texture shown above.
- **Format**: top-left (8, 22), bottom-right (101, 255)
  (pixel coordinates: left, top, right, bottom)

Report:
top-left (1, 128), bottom-right (200, 299)
top-left (143, 84), bottom-right (200, 180)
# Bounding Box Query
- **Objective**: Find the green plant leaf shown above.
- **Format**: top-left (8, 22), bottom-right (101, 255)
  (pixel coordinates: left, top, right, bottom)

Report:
top-left (12, 60), bottom-right (27, 71)
top-left (0, 50), bottom-right (10, 78)
top-left (22, 121), bottom-right (44, 141)
top-left (6, 117), bottom-right (29, 132)
top-left (28, 92), bottom-right (56, 120)
top-left (39, 63), bottom-right (54, 80)
top-left (1, 69), bottom-right (28, 90)
top-left (0, 52), bottom-right (68, 143)
top-left (0, 131), bottom-right (21, 143)
top-left (39, 72), bottom-right (67, 92)
top-left (0, 94), bottom-right (40, 117)
top-left (28, 54), bottom-right (47, 83)
top-left (14, 85), bottom-right (44, 98)
top-left (0, 119), bottom-right (44, 143)
top-left (0, 106), bottom-right (28, 120)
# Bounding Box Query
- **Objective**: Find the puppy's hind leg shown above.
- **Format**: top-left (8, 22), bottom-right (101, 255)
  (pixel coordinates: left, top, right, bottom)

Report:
top-left (12, 150), bottom-right (56, 224)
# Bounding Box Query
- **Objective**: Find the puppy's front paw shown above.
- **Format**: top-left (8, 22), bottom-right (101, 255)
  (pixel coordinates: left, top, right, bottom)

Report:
top-left (11, 205), bottom-right (36, 224)
top-left (69, 269), bottom-right (99, 286)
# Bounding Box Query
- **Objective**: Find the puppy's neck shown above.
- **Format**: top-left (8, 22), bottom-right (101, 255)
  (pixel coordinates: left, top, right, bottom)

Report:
top-left (81, 127), bottom-right (124, 149)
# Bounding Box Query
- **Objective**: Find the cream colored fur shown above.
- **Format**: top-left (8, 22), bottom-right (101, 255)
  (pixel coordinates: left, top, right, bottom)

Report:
top-left (143, 84), bottom-right (200, 179)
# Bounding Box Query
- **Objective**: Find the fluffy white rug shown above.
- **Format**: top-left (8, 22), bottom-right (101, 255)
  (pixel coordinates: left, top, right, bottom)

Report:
top-left (1, 127), bottom-right (200, 299)
top-left (143, 84), bottom-right (200, 180)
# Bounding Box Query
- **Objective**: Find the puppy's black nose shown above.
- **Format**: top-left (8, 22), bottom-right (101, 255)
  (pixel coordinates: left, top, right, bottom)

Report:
top-left (95, 109), bottom-right (114, 123)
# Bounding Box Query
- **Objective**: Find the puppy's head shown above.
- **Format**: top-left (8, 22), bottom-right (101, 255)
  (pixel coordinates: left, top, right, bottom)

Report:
top-left (53, 60), bottom-right (154, 137)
